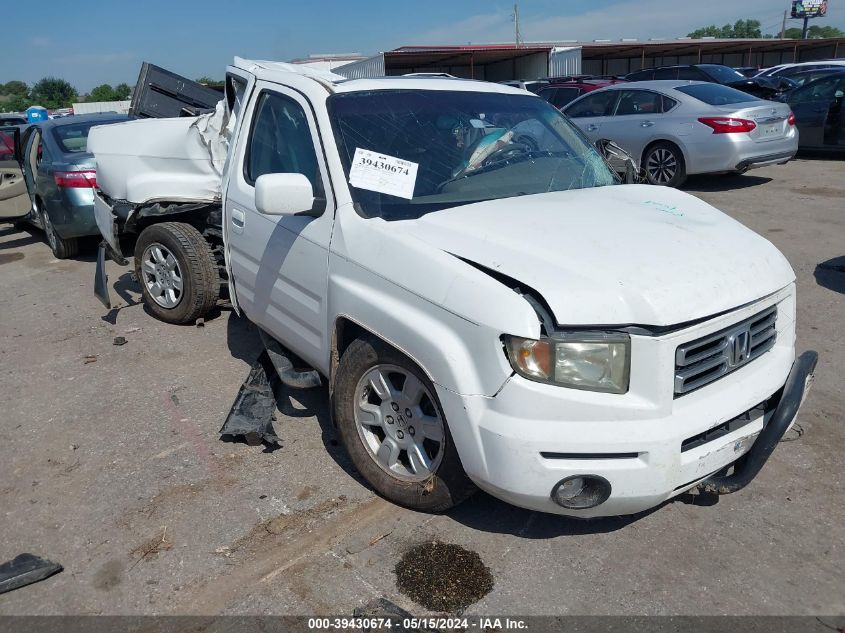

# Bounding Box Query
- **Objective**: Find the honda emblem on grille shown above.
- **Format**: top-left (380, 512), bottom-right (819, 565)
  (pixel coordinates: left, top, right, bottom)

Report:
top-left (728, 330), bottom-right (751, 367)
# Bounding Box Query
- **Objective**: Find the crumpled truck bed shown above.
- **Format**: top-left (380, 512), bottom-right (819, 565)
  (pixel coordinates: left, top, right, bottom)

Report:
top-left (88, 101), bottom-right (229, 205)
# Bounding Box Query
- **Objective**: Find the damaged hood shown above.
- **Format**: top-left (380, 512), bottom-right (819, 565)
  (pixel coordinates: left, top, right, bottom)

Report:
top-left (396, 184), bottom-right (794, 327)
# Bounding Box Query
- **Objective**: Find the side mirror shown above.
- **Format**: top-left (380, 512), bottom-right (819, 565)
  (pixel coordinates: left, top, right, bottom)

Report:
top-left (835, 90), bottom-right (845, 100)
top-left (596, 139), bottom-right (638, 184)
top-left (255, 173), bottom-right (314, 216)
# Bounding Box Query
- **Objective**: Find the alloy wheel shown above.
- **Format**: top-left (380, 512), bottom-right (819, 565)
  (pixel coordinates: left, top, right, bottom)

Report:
top-left (354, 364), bottom-right (445, 482)
top-left (646, 148), bottom-right (678, 184)
top-left (140, 242), bottom-right (184, 308)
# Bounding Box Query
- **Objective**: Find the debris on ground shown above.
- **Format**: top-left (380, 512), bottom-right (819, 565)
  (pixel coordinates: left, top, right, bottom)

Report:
top-left (83, 355), bottom-right (97, 364)
top-left (219, 351), bottom-right (281, 447)
top-left (195, 317), bottom-right (205, 328)
top-left (394, 541), bottom-right (494, 612)
top-left (124, 327), bottom-right (141, 334)
top-left (113, 336), bottom-right (127, 346)
top-left (0, 553), bottom-right (63, 595)
top-left (129, 527), bottom-right (172, 571)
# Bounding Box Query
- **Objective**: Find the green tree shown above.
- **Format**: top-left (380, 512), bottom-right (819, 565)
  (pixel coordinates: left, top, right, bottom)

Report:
top-left (688, 19), bottom-right (762, 39)
top-left (5, 94), bottom-right (31, 112)
top-left (195, 76), bottom-right (224, 88)
top-left (114, 83), bottom-right (132, 100)
top-left (784, 24), bottom-right (845, 38)
top-left (89, 83), bottom-right (117, 102)
top-left (29, 77), bottom-right (77, 109)
top-left (1, 80), bottom-right (28, 97)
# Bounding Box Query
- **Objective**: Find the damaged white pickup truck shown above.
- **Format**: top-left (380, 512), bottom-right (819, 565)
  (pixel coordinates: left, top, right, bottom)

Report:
top-left (90, 58), bottom-right (817, 517)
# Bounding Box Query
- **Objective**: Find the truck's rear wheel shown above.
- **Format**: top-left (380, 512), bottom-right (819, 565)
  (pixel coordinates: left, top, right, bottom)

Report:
top-left (332, 336), bottom-right (475, 512)
top-left (134, 222), bottom-right (219, 324)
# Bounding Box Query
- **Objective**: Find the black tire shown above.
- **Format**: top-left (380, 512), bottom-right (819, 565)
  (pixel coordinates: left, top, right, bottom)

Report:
top-left (332, 336), bottom-right (476, 512)
top-left (39, 203), bottom-right (78, 259)
top-left (134, 222), bottom-right (219, 324)
top-left (642, 141), bottom-right (687, 188)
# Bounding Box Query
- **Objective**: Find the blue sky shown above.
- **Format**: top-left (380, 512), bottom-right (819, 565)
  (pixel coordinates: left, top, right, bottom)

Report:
top-left (7, 0), bottom-right (845, 93)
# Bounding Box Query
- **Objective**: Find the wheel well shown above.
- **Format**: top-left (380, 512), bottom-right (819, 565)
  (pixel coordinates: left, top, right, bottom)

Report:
top-left (641, 139), bottom-right (686, 171)
top-left (330, 317), bottom-right (435, 394)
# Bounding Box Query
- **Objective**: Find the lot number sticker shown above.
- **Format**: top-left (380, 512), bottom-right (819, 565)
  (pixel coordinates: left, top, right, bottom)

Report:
top-left (349, 148), bottom-right (418, 200)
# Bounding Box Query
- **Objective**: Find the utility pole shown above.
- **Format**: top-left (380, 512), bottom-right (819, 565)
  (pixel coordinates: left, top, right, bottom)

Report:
top-left (780, 9), bottom-right (787, 38)
top-left (802, 15), bottom-right (809, 39)
top-left (513, 4), bottom-right (522, 48)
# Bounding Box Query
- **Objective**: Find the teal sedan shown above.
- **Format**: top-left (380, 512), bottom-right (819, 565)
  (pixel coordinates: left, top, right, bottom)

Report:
top-left (0, 113), bottom-right (127, 258)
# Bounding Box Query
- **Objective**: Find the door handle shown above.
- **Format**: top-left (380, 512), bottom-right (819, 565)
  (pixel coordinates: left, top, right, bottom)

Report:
top-left (640, 121), bottom-right (655, 128)
top-left (586, 124), bottom-right (599, 132)
top-left (231, 208), bottom-right (245, 234)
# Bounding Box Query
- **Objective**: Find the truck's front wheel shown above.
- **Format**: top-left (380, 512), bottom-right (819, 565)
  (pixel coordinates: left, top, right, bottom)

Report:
top-left (134, 222), bottom-right (219, 324)
top-left (333, 336), bottom-right (475, 512)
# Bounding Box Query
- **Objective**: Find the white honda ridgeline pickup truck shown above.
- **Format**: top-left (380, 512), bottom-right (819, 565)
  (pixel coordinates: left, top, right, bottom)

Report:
top-left (89, 59), bottom-right (817, 518)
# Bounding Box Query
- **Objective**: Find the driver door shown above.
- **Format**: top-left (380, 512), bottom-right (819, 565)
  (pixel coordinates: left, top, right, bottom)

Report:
top-left (789, 76), bottom-right (843, 148)
top-left (0, 127), bottom-right (31, 221)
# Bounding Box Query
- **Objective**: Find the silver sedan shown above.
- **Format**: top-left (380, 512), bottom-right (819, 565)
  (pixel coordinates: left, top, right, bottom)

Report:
top-left (562, 80), bottom-right (798, 187)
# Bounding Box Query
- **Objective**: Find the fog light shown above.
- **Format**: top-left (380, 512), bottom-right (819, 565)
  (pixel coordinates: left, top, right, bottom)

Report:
top-left (551, 475), bottom-right (611, 509)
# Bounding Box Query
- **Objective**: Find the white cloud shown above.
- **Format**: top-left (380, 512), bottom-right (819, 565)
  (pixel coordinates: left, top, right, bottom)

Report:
top-left (409, 0), bottom-right (845, 45)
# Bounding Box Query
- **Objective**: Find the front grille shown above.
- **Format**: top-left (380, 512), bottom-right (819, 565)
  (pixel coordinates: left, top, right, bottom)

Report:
top-left (674, 306), bottom-right (777, 397)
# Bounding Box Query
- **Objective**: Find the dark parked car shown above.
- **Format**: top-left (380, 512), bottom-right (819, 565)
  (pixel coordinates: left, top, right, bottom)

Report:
top-left (734, 66), bottom-right (761, 78)
top-left (626, 64), bottom-right (789, 99)
top-left (786, 73), bottom-right (845, 150)
top-left (0, 113), bottom-right (127, 257)
top-left (538, 79), bottom-right (626, 109)
top-left (0, 114), bottom-right (27, 126)
top-left (777, 67), bottom-right (845, 91)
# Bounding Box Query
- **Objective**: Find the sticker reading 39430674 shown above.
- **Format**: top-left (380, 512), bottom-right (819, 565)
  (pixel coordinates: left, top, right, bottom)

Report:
top-left (349, 148), bottom-right (419, 200)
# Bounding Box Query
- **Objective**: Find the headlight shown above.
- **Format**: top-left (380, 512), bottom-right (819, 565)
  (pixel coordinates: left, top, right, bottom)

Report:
top-left (502, 332), bottom-right (630, 394)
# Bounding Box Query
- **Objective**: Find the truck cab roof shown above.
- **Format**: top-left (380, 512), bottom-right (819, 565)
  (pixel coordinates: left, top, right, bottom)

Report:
top-left (230, 57), bottom-right (532, 96)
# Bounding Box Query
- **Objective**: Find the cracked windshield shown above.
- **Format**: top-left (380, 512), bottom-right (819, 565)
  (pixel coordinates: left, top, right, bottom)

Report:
top-left (329, 89), bottom-right (615, 219)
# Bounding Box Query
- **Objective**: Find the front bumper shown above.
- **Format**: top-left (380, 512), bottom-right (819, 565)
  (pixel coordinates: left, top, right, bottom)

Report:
top-left (438, 290), bottom-right (814, 518)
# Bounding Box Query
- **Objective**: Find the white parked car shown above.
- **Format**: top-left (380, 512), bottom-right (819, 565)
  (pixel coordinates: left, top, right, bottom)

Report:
top-left (563, 81), bottom-right (798, 187)
top-left (83, 59), bottom-right (817, 518)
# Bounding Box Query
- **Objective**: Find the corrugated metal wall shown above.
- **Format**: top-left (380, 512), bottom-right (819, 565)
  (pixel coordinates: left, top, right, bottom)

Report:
top-left (72, 101), bottom-right (131, 115)
top-left (334, 54), bottom-right (386, 79)
top-left (548, 47), bottom-right (582, 76)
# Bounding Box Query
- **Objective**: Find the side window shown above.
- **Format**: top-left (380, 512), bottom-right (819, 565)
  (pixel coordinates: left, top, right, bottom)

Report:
top-left (627, 69), bottom-right (653, 81)
top-left (538, 88), bottom-right (556, 103)
top-left (677, 67), bottom-right (706, 81)
top-left (793, 76), bottom-right (841, 103)
top-left (226, 74), bottom-right (247, 117)
top-left (245, 91), bottom-right (323, 196)
top-left (653, 67), bottom-right (677, 80)
top-left (565, 91), bottom-right (618, 118)
top-left (661, 95), bottom-right (678, 112)
top-left (551, 88), bottom-right (581, 108)
top-left (614, 90), bottom-right (662, 115)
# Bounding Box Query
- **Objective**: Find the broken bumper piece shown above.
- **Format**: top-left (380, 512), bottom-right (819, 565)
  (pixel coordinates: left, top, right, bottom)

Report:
top-left (0, 553), bottom-right (62, 595)
top-left (219, 351), bottom-right (282, 447)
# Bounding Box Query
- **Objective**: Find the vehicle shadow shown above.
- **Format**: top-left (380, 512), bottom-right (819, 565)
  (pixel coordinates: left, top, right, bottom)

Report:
top-left (0, 224), bottom-right (42, 250)
top-left (814, 257), bottom-right (845, 295)
top-left (682, 174), bottom-right (772, 192)
top-left (221, 313), bottom-right (360, 470)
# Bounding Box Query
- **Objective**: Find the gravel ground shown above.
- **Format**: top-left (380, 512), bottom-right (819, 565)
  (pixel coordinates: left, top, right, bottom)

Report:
top-left (0, 156), bottom-right (842, 617)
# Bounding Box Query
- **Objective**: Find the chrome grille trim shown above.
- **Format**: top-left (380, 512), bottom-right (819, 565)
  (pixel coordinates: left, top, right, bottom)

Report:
top-left (675, 306), bottom-right (777, 397)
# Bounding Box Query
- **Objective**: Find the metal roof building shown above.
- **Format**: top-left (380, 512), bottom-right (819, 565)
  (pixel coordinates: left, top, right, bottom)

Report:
top-left (334, 38), bottom-right (845, 80)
